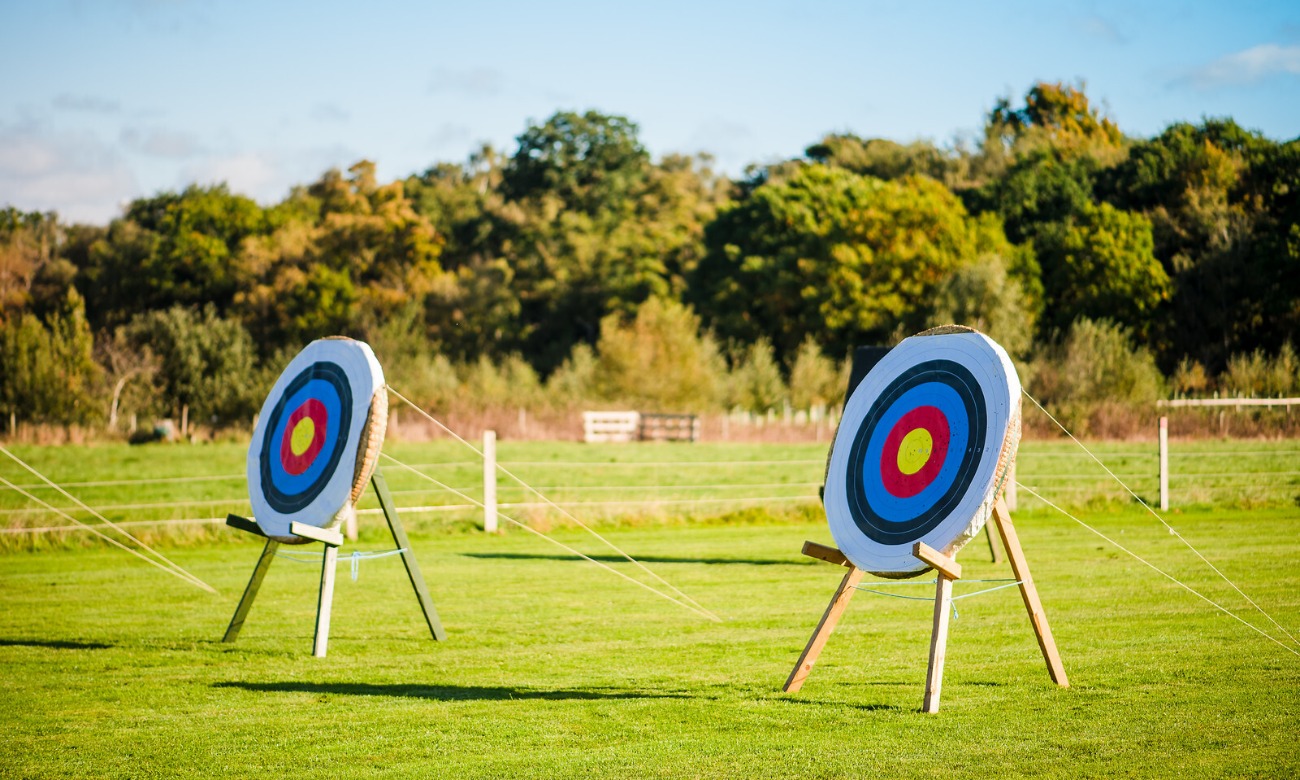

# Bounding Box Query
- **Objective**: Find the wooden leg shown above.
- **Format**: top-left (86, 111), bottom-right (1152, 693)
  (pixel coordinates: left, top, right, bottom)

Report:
top-left (913, 542), bottom-right (962, 713)
top-left (991, 498), bottom-right (1069, 687)
top-left (313, 544), bottom-right (339, 657)
top-left (373, 471), bottom-right (447, 641)
top-left (223, 538), bottom-right (279, 643)
top-left (985, 521), bottom-right (1003, 564)
top-left (923, 572), bottom-right (956, 713)
top-left (784, 565), bottom-right (865, 693)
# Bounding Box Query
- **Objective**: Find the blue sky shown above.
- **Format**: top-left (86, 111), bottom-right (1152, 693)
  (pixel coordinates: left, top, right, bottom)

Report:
top-left (1, 0), bottom-right (1297, 224)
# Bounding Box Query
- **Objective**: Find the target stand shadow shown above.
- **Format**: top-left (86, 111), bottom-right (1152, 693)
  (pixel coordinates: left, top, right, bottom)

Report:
top-left (223, 470), bottom-right (446, 657)
top-left (785, 327), bottom-right (1067, 712)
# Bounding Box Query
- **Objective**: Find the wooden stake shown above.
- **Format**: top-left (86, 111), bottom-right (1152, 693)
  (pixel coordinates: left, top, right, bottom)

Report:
top-left (313, 543), bottom-right (339, 658)
top-left (223, 537), bottom-right (279, 643)
top-left (373, 471), bottom-right (447, 641)
top-left (991, 498), bottom-right (1068, 686)
top-left (984, 522), bottom-right (1003, 564)
top-left (784, 541), bottom-right (864, 693)
top-left (915, 542), bottom-right (961, 713)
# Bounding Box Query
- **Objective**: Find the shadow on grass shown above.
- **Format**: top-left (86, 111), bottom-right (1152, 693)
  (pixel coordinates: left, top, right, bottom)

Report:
top-left (461, 552), bottom-right (811, 567)
top-left (214, 681), bottom-right (700, 701)
top-left (0, 638), bottom-right (113, 650)
top-left (779, 699), bottom-right (905, 712)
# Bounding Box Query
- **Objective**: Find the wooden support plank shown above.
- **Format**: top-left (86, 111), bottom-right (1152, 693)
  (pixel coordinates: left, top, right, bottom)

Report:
top-left (225, 513), bottom-right (266, 537)
top-left (922, 571), bottom-right (956, 713)
top-left (913, 542), bottom-right (961, 579)
top-left (783, 564), bottom-right (866, 693)
top-left (289, 521), bottom-right (344, 547)
top-left (801, 540), bottom-right (851, 568)
top-left (223, 537), bottom-right (279, 642)
top-left (312, 544), bottom-right (339, 657)
top-left (991, 498), bottom-right (1069, 687)
top-left (373, 470), bottom-right (447, 641)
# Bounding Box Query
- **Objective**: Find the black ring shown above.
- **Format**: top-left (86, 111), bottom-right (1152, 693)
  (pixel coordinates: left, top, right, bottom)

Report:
top-left (843, 359), bottom-right (986, 544)
top-left (258, 362), bottom-right (354, 514)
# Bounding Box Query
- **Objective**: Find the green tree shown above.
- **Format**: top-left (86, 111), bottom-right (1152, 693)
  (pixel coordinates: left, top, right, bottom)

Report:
top-left (787, 336), bottom-right (845, 412)
top-left (926, 256), bottom-right (1035, 359)
top-left (1029, 318), bottom-right (1164, 434)
top-left (988, 81), bottom-right (1124, 156)
top-left (121, 305), bottom-right (263, 428)
top-left (503, 110), bottom-right (650, 214)
top-left (1033, 202), bottom-right (1170, 336)
top-left (592, 298), bottom-right (724, 412)
top-left (805, 134), bottom-right (963, 186)
top-left (87, 185), bottom-right (272, 325)
top-left (0, 288), bottom-right (101, 425)
top-left (726, 338), bottom-right (786, 413)
top-left (0, 208), bottom-right (61, 320)
top-left (1103, 120), bottom-right (1287, 367)
top-left (691, 164), bottom-right (1031, 361)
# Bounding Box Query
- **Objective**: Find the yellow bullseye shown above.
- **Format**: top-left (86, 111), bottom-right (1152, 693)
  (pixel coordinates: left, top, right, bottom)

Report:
top-left (897, 428), bottom-right (933, 475)
top-left (290, 417), bottom-right (316, 456)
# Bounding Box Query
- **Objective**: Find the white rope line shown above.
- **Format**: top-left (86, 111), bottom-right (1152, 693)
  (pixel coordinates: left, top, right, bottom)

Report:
top-left (387, 386), bottom-right (717, 619)
top-left (379, 451), bottom-right (722, 622)
top-left (498, 459), bottom-right (827, 467)
top-left (0, 471), bottom-right (217, 593)
top-left (274, 548), bottom-right (407, 581)
top-left (0, 446), bottom-right (216, 593)
top-left (0, 472), bottom-right (246, 490)
top-left (1021, 392), bottom-right (1300, 650)
top-left (1017, 483), bottom-right (1299, 658)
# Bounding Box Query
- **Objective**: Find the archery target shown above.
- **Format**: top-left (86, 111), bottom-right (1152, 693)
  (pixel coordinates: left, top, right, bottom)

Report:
top-left (248, 338), bottom-right (385, 539)
top-left (824, 329), bottom-right (1020, 576)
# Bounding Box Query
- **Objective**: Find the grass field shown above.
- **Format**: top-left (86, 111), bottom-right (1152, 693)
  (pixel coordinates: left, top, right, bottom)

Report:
top-left (1, 440), bottom-right (1299, 778)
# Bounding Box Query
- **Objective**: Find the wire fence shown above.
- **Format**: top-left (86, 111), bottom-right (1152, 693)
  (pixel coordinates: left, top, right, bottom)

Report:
top-left (2, 441), bottom-right (1297, 538)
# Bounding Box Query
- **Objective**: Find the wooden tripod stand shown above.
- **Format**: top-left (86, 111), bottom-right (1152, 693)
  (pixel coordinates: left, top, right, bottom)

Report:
top-left (784, 498), bottom-right (1067, 712)
top-left (222, 470), bottom-right (446, 657)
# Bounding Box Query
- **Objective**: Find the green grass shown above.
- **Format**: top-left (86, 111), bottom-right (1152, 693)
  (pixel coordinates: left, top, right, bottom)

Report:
top-left (1, 440), bottom-right (1298, 777)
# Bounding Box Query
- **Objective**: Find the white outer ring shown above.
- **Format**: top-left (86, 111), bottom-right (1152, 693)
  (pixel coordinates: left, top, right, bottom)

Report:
top-left (824, 332), bottom-right (1019, 576)
top-left (247, 339), bottom-right (384, 538)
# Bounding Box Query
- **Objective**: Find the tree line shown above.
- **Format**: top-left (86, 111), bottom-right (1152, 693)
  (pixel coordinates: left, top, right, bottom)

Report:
top-left (1, 82), bottom-right (1297, 435)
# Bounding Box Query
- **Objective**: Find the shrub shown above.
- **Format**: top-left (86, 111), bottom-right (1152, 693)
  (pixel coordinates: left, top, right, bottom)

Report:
top-left (592, 297), bottom-right (725, 412)
top-left (1030, 318), bottom-right (1164, 434)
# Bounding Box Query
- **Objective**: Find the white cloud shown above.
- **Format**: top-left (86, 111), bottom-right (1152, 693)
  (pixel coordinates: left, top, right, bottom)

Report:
top-left (428, 123), bottom-right (473, 148)
top-left (0, 122), bottom-right (136, 224)
top-left (52, 93), bottom-right (122, 114)
top-left (180, 152), bottom-right (282, 200)
top-left (310, 103), bottom-right (350, 123)
top-left (428, 66), bottom-right (505, 97)
top-left (1079, 15), bottom-right (1127, 45)
top-left (1184, 43), bottom-right (1300, 90)
top-left (120, 126), bottom-right (204, 158)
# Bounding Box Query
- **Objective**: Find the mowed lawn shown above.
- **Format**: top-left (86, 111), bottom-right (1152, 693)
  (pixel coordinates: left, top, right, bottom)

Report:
top-left (1, 441), bottom-right (1299, 778)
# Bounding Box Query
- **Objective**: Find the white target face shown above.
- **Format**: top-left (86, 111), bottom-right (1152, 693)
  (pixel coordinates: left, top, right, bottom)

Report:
top-left (824, 330), bottom-right (1020, 576)
top-left (247, 339), bottom-right (384, 538)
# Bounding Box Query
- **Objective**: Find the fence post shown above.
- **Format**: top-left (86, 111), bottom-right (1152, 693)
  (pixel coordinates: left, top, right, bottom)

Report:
top-left (483, 429), bottom-right (498, 533)
top-left (1159, 416), bottom-right (1169, 512)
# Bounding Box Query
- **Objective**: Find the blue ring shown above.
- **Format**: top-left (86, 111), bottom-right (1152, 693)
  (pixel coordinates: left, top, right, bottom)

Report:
top-left (266, 379), bottom-right (344, 497)
top-left (860, 382), bottom-right (969, 524)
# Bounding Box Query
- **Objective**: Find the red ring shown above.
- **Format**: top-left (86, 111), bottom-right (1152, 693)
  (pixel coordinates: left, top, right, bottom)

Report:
top-left (279, 398), bottom-right (328, 476)
top-left (879, 405), bottom-right (949, 498)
